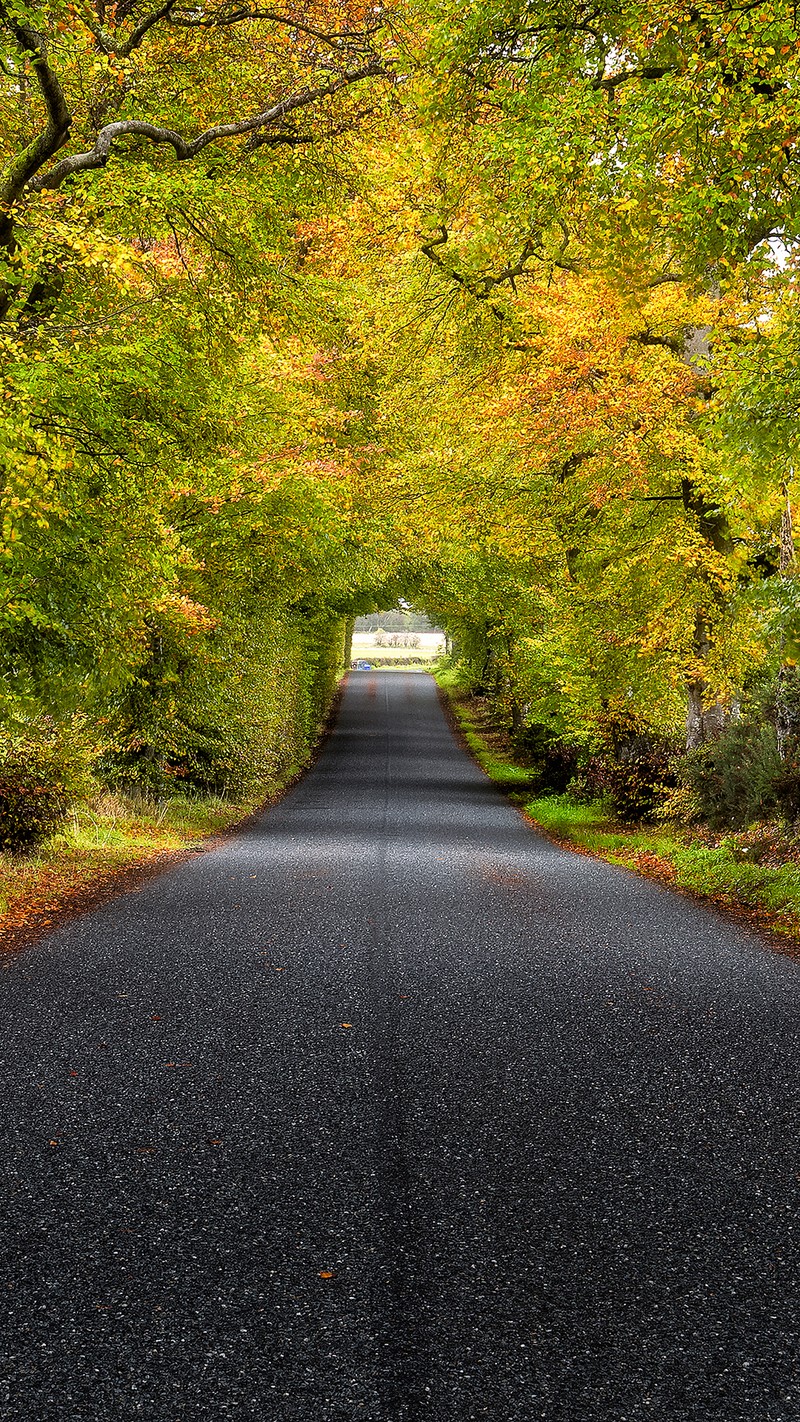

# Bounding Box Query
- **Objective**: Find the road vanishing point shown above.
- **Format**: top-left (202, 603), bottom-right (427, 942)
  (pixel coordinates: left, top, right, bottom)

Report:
top-left (1, 670), bottom-right (799, 1420)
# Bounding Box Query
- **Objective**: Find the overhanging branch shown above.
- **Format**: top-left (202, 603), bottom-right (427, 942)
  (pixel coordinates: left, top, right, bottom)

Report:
top-left (81, 1), bottom-right (383, 55)
top-left (420, 224), bottom-right (549, 322)
top-left (168, 5), bottom-right (383, 43)
top-left (80, 0), bottom-right (178, 58)
top-left (593, 64), bottom-right (676, 92)
top-left (28, 59), bottom-right (387, 192)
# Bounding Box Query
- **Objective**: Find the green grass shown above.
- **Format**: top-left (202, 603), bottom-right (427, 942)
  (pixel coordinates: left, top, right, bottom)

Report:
top-left (435, 671), bottom-right (540, 792)
top-left (526, 793), bottom-right (677, 858)
top-left (437, 676), bottom-right (800, 940)
top-left (671, 844), bottom-right (800, 920)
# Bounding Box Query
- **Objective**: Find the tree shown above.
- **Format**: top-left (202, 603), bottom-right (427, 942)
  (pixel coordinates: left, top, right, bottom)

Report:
top-left (0, 0), bottom-right (392, 321)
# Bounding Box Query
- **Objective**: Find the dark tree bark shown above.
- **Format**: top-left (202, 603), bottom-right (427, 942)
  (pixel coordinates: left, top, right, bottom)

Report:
top-left (776, 480), bottom-right (798, 761)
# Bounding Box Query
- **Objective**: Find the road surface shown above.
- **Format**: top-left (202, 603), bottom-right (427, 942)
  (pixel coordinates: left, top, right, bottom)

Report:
top-left (1, 670), bottom-right (799, 1420)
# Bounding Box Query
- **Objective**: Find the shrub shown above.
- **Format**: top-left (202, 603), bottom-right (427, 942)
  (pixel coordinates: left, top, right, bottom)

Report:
top-left (771, 738), bottom-right (800, 822)
top-left (583, 744), bottom-right (676, 821)
top-left (514, 723), bottom-right (580, 793)
top-left (653, 781), bottom-right (702, 825)
top-left (574, 709), bottom-right (677, 821)
top-left (682, 721), bottom-right (781, 830)
top-left (565, 770), bottom-right (602, 806)
top-left (102, 607), bottom-right (346, 799)
top-left (0, 722), bottom-right (94, 851)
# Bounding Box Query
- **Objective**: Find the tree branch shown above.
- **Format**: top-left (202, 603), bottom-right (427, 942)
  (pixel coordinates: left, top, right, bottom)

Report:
top-left (631, 328), bottom-right (685, 356)
top-left (558, 451), bottom-right (595, 483)
top-left (420, 224), bottom-right (544, 321)
top-left (27, 59), bottom-right (386, 192)
top-left (167, 5), bottom-right (382, 44)
top-left (0, 3), bottom-right (72, 216)
top-left (593, 65), bottom-right (676, 92)
top-left (646, 271), bottom-right (689, 288)
top-left (79, 1), bottom-right (382, 55)
top-left (80, 0), bottom-right (178, 58)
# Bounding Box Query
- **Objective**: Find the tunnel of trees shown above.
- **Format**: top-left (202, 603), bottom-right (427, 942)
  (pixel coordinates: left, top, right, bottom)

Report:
top-left (3, 0), bottom-right (800, 846)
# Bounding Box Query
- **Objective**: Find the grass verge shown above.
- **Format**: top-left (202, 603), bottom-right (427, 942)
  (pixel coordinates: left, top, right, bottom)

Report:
top-left (0, 788), bottom-right (275, 949)
top-left (436, 672), bottom-right (800, 946)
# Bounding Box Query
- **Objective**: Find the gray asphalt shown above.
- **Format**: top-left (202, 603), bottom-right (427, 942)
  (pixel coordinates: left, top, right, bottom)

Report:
top-left (1, 670), bottom-right (799, 1421)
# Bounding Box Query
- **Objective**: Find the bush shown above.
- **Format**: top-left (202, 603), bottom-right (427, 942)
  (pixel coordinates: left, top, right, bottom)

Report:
top-left (682, 721), bottom-right (781, 830)
top-left (582, 744), bottom-right (676, 821)
top-left (773, 749), bottom-right (800, 822)
top-left (0, 722), bottom-right (94, 851)
top-left (573, 709), bottom-right (677, 822)
top-left (514, 723), bottom-right (580, 793)
top-left (653, 781), bottom-right (702, 825)
top-left (102, 607), bottom-right (346, 799)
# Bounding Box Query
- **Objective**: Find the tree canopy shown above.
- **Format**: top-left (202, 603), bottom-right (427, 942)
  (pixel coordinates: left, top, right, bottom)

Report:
top-left (3, 0), bottom-right (800, 824)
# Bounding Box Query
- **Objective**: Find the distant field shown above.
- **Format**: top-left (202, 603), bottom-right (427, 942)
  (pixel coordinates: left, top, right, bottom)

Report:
top-left (351, 631), bottom-right (445, 663)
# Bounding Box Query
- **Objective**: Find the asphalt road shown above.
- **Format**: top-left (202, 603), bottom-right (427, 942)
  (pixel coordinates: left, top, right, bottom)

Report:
top-left (1, 670), bottom-right (799, 1421)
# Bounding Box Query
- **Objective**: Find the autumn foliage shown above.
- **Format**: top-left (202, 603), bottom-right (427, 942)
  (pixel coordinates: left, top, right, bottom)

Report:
top-left (2, 0), bottom-right (800, 843)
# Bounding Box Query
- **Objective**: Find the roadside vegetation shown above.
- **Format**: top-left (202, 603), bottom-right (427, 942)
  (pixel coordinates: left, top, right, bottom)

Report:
top-left (438, 669), bottom-right (800, 943)
top-left (0, 679), bottom-right (338, 941)
top-left (0, 792), bottom-right (243, 940)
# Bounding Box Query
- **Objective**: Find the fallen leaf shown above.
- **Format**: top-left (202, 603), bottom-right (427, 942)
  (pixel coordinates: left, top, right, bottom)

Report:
top-left (318, 1270), bottom-right (334, 1279)
top-left (48, 1139), bottom-right (59, 1147)
top-left (341, 1023), bottom-right (352, 1029)
top-left (150, 1014), bottom-right (162, 1021)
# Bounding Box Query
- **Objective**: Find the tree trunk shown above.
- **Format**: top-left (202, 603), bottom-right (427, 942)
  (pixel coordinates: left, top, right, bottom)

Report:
top-left (776, 480), bottom-right (798, 761)
top-left (686, 679), bottom-right (728, 749)
top-left (780, 480), bottom-right (795, 575)
top-left (680, 319), bottom-right (734, 750)
top-left (681, 477), bottom-right (733, 750)
top-left (685, 609), bottom-right (729, 749)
